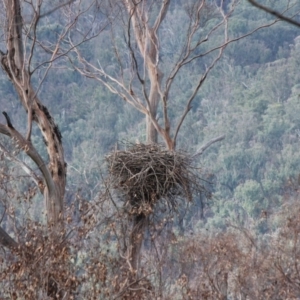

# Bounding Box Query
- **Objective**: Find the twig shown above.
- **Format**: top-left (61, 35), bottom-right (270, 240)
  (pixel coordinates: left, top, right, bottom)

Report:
top-left (192, 135), bottom-right (225, 157)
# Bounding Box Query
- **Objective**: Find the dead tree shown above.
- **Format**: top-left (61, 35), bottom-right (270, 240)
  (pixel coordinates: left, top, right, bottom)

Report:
top-left (67, 0), bottom-right (279, 279)
top-left (69, 0), bottom-right (279, 151)
top-left (0, 0), bottom-right (70, 247)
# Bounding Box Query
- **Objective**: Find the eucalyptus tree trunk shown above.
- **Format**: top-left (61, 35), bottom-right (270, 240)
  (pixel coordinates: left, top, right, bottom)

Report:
top-left (0, 0), bottom-right (66, 245)
top-left (124, 0), bottom-right (170, 146)
top-left (145, 37), bottom-right (164, 145)
top-left (130, 214), bottom-right (146, 275)
top-left (123, 1), bottom-right (171, 278)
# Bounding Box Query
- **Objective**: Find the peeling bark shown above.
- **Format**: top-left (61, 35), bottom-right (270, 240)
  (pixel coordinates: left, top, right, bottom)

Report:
top-left (0, 0), bottom-right (66, 231)
top-left (125, 0), bottom-right (170, 145)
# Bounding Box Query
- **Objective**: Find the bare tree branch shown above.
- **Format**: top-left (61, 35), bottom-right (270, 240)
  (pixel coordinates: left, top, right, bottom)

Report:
top-left (0, 120), bottom-right (55, 198)
top-left (173, 46), bottom-right (225, 145)
top-left (69, 1), bottom-right (278, 152)
top-left (248, 0), bottom-right (300, 28)
top-left (40, 0), bottom-right (76, 18)
top-left (0, 141), bottom-right (41, 188)
top-left (192, 135), bottom-right (225, 157)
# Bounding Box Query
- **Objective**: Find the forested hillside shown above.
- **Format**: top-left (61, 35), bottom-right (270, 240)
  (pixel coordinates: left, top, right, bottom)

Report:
top-left (1, 0), bottom-right (300, 298)
top-left (4, 0), bottom-right (298, 227)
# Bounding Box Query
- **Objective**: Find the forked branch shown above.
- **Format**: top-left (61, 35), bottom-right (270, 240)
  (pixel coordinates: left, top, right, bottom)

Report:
top-left (0, 0), bottom-right (66, 227)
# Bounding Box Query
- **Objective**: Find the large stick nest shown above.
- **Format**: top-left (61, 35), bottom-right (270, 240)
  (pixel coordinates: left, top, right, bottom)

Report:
top-left (105, 143), bottom-right (204, 216)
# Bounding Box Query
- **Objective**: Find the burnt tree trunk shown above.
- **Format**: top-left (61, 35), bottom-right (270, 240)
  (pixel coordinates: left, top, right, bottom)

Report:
top-left (0, 0), bottom-right (66, 233)
top-left (129, 214), bottom-right (147, 276)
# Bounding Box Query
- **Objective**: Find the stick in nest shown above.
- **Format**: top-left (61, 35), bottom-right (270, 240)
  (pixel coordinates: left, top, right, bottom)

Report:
top-left (105, 143), bottom-right (205, 216)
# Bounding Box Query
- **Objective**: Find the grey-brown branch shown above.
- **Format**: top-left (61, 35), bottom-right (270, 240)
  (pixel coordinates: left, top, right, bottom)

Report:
top-left (2, 111), bottom-right (14, 129)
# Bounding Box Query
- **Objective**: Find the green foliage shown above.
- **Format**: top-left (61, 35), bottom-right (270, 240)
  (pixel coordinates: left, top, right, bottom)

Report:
top-left (234, 179), bottom-right (264, 217)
